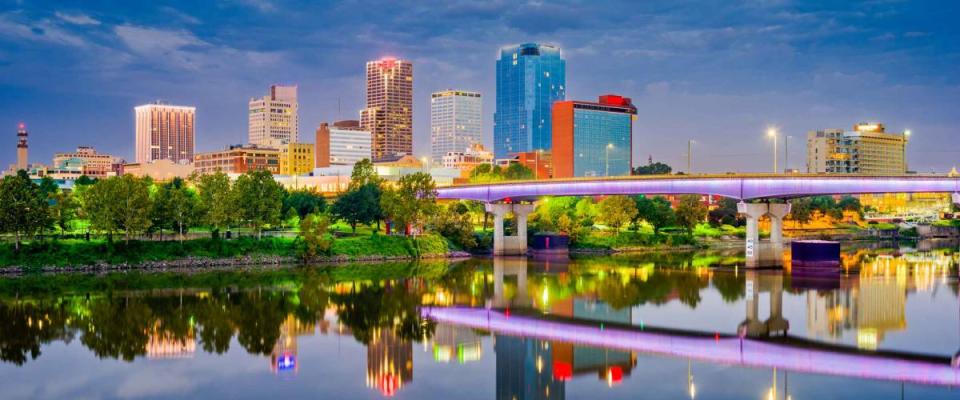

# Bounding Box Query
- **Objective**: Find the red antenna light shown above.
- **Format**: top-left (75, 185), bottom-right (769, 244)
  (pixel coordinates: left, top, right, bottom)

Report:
top-left (18, 122), bottom-right (25, 130)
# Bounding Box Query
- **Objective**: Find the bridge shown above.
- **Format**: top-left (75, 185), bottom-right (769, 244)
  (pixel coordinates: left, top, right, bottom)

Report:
top-left (421, 307), bottom-right (960, 387)
top-left (437, 174), bottom-right (960, 260)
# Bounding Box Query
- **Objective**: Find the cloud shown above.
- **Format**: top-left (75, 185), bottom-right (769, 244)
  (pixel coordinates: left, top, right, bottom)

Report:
top-left (54, 11), bottom-right (100, 26)
top-left (0, 14), bottom-right (87, 47)
top-left (234, 0), bottom-right (276, 12)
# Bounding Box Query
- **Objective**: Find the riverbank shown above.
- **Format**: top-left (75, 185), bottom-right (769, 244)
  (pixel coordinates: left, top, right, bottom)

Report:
top-left (0, 234), bottom-right (469, 274)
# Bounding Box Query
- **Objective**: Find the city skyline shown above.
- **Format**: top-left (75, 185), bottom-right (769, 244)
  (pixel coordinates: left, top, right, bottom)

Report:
top-left (1, 1), bottom-right (958, 173)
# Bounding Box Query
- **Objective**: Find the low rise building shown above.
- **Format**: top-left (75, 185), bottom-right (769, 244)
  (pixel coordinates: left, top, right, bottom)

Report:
top-left (442, 143), bottom-right (494, 179)
top-left (277, 141), bottom-right (315, 176)
top-left (123, 159), bottom-right (195, 182)
top-left (51, 146), bottom-right (120, 179)
top-left (806, 123), bottom-right (908, 175)
top-left (194, 144), bottom-right (279, 175)
top-left (315, 120), bottom-right (371, 167)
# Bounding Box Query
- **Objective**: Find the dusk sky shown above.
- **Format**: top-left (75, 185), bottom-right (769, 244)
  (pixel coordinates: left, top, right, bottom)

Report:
top-left (1, 0), bottom-right (958, 173)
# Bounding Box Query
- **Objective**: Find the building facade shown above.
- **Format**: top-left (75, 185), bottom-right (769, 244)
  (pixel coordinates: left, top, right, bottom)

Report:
top-left (277, 141), bottom-right (315, 176)
top-left (494, 43), bottom-right (565, 159)
top-left (442, 143), bottom-right (494, 180)
top-left (806, 123), bottom-right (908, 175)
top-left (249, 85), bottom-right (299, 146)
top-left (430, 90), bottom-right (482, 165)
top-left (552, 95), bottom-right (636, 178)
top-left (51, 146), bottom-right (119, 179)
top-left (193, 144), bottom-right (279, 175)
top-left (315, 120), bottom-right (372, 167)
top-left (361, 58), bottom-right (413, 161)
top-left (134, 102), bottom-right (195, 164)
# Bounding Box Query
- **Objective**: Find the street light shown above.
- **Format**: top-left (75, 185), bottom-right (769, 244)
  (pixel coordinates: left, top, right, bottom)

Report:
top-left (767, 127), bottom-right (778, 174)
top-left (605, 143), bottom-right (615, 176)
top-left (535, 148), bottom-right (543, 180)
top-left (687, 139), bottom-right (695, 174)
top-left (784, 135), bottom-right (792, 173)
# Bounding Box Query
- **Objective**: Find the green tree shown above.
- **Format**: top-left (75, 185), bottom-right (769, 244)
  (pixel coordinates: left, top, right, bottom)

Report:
top-left (74, 175), bottom-right (96, 186)
top-left (503, 163), bottom-right (534, 180)
top-left (112, 175), bottom-right (153, 243)
top-left (432, 202), bottom-right (478, 249)
top-left (574, 197), bottom-right (598, 227)
top-left (0, 171), bottom-right (49, 249)
top-left (634, 196), bottom-right (675, 235)
top-left (194, 172), bottom-right (235, 235)
top-left (632, 162), bottom-right (672, 175)
top-left (49, 190), bottom-right (79, 235)
top-left (675, 195), bottom-right (708, 235)
top-left (349, 159), bottom-right (383, 190)
top-left (790, 198), bottom-right (814, 227)
top-left (165, 178), bottom-right (198, 240)
top-left (284, 189), bottom-right (327, 221)
top-left (381, 172), bottom-right (437, 235)
top-left (707, 198), bottom-right (743, 227)
top-left (330, 183), bottom-right (381, 233)
top-left (232, 170), bottom-right (283, 239)
top-left (298, 213), bottom-right (333, 259)
top-left (598, 195), bottom-right (638, 232)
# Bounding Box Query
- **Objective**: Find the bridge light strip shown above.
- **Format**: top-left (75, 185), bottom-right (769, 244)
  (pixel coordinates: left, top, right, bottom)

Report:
top-left (421, 307), bottom-right (959, 387)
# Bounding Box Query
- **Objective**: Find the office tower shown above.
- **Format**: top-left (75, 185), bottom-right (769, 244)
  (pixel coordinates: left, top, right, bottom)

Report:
top-left (315, 120), bottom-right (372, 167)
top-left (193, 144), bottom-right (279, 175)
top-left (360, 58), bottom-right (413, 161)
top-left (494, 43), bottom-right (565, 159)
top-left (249, 85), bottom-right (299, 146)
top-left (134, 101), bottom-right (196, 164)
top-left (552, 95), bottom-right (636, 178)
top-left (430, 90), bottom-right (482, 165)
top-left (277, 142), bottom-right (315, 175)
top-left (806, 123), bottom-right (908, 174)
top-left (15, 122), bottom-right (27, 171)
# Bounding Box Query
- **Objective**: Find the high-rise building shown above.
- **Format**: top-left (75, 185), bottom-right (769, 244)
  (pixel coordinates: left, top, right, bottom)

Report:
top-left (16, 122), bottom-right (27, 171)
top-left (552, 95), bottom-right (636, 178)
top-left (806, 123), bottom-right (908, 175)
top-left (315, 120), bottom-right (372, 168)
top-left (193, 144), bottom-right (279, 175)
top-left (134, 102), bottom-right (196, 164)
top-left (430, 90), bottom-right (482, 165)
top-left (494, 43), bottom-right (565, 159)
top-left (360, 58), bottom-right (413, 161)
top-left (249, 85), bottom-right (299, 146)
top-left (277, 141), bottom-right (315, 176)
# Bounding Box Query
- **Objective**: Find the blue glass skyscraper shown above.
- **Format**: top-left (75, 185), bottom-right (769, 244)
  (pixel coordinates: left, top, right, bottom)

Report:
top-left (494, 43), bottom-right (565, 159)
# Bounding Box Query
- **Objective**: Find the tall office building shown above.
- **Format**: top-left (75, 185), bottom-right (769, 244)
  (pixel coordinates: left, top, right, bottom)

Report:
top-left (430, 90), bottom-right (482, 165)
top-left (806, 123), bottom-right (908, 174)
top-left (361, 58), bottom-right (413, 161)
top-left (134, 102), bottom-right (195, 164)
top-left (494, 43), bottom-right (565, 159)
top-left (15, 122), bottom-right (28, 171)
top-left (249, 85), bottom-right (299, 146)
top-left (552, 95), bottom-right (636, 178)
top-left (315, 120), bottom-right (372, 167)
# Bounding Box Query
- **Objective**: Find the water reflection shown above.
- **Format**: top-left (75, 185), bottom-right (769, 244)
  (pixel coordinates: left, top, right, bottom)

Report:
top-left (0, 248), bottom-right (958, 398)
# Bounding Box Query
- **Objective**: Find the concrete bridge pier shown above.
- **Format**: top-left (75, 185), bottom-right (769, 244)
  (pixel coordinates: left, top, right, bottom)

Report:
top-left (738, 202), bottom-right (790, 268)
top-left (491, 257), bottom-right (530, 309)
top-left (486, 203), bottom-right (536, 256)
top-left (738, 271), bottom-right (789, 338)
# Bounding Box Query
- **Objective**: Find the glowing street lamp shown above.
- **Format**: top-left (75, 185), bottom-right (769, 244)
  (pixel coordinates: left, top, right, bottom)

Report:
top-left (767, 127), bottom-right (778, 174)
top-left (903, 129), bottom-right (912, 174)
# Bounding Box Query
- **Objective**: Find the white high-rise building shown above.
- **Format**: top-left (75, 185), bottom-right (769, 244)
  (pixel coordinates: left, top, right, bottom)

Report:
top-left (430, 90), bottom-right (481, 165)
top-left (134, 102), bottom-right (195, 164)
top-left (249, 85), bottom-right (299, 146)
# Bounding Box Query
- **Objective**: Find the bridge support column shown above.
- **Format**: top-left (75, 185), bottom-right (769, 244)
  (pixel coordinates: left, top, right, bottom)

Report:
top-left (738, 202), bottom-right (767, 261)
top-left (486, 203), bottom-right (536, 256)
top-left (767, 203), bottom-right (791, 247)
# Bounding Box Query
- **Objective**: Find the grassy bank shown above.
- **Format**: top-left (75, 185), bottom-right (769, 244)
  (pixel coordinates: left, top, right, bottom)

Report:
top-left (0, 234), bottom-right (454, 270)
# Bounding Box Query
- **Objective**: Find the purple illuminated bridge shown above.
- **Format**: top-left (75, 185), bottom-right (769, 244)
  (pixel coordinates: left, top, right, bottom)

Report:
top-left (437, 174), bottom-right (960, 202)
top-left (423, 307), bottom-right (960, 387)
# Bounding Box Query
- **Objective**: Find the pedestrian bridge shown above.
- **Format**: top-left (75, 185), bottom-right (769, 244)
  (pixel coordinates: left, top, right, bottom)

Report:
top-left (422, 307), bottom-right (960, 387)
top-left (436, 175), bottom-right (960, 258)
top-left (437, 174), bottom-right (960, 202)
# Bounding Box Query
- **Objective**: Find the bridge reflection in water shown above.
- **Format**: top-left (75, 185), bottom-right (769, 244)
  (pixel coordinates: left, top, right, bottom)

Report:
top-left (424, 255), bottom-right (960, 391)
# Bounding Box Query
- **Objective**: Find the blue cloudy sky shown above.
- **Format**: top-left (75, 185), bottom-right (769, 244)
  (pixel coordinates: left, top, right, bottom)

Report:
top-left (0, 0), bottom-right (958, 172)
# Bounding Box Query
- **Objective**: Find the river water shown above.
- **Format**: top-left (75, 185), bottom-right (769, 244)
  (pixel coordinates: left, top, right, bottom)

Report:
top-left (1, 243), bottom-right (958, 399)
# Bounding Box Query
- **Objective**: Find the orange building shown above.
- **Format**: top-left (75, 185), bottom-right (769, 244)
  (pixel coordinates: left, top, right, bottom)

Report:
top-left (552, 95), bottom-right (636, 178)
top-left (194, 144), bottom-right (279, 175)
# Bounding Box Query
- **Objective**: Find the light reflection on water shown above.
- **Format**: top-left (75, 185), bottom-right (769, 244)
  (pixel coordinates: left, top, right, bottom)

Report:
top-left (0, 244), bottom-right (958, 399)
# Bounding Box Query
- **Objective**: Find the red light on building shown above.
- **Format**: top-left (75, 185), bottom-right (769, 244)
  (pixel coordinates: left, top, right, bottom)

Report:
top-left (553, 361), bottom-right (573, 381)
top-left (18, 122), bottom-right (25, 130)
top-left (598, 94), bottom-right (630, 106)
top-left (606, 366), bottom-right (623, 385)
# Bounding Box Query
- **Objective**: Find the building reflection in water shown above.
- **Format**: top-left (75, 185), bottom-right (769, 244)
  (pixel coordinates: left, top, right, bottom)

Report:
top-left (146, 321), bottom-right (196, 359)
top-left (432, 323), bottom-right (482, 363)
top-left (366, 327), bottom-right (413, 396)
top-left (270, 315), bottom-right (316, 377)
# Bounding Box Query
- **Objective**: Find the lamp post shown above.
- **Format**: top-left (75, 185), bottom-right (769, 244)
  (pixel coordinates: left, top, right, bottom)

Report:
top-left (784, 135), bottom-right (791, 173)
top-left (767, 128), bottom-right (778, 174)
top-left (535, 148), bottom-right (542, 179)
top-left (903, 130), bottom-right (911, 174)
top-left (687, 139), bottom-right (695, 174)
top-left (605, 143), bottom-right (614, 176)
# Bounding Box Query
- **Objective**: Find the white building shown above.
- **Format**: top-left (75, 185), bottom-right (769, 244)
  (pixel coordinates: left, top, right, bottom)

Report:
top-left (134, 102), bottom-right (195, 164)
top-left (249, 85), bottom-right (299, 146)
top-left (430, 90), bottom-right (481, 165)
top-left (315, 120), bottom-right (372, 167)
